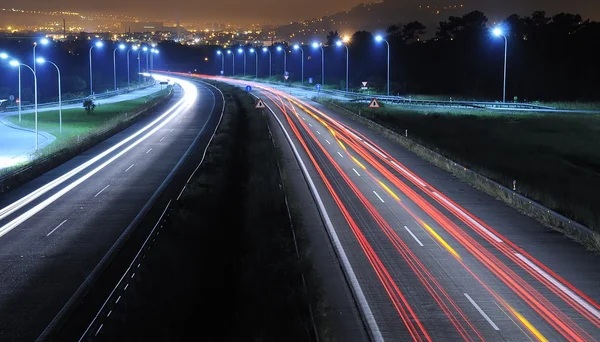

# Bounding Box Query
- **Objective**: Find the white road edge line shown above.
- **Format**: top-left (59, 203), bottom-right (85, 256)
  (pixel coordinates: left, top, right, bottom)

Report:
top-left (390, 160), bottom-right (427, 187)
top-left (353, 168), bottom-right (361, 177)
top-left (94, 185), bottom-right (110, 198)
top-left (403, 226), bottom-right (424, 247)
top-left (515, 253), bottom-right (600, 319)
top-left (46, 219), bottom-right (68, 237)
top-left (373, 191), bottom-right (385, 203)
top-left (258, 96), bottom-right (384, 342)
top-left (464, 293), bottom-right (500, 331)
top-left (125, 164), bottom-right (135, 172)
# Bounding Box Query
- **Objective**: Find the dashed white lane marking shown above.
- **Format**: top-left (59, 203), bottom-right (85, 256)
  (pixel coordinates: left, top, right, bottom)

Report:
top-left (159, 137), bottom-right (165, 142)
top-left (146, 148), bottom-right (153, 154)
top-left (326, 140), bottom-right (331, 145)
top-left (337, 152), bottom-right (344, 158)
top-left (317, 131), bottom-right (321, 135)
top-left (309, 123), bottom-right (313, 127)
top-left (404, 226), bottom-right (424, 247)
top-left (464, 293), bottom-right (500, 331)
top-left (125, 164), bottom-right (135, 172)
top-left (94, 185), bottom-right (110, 198)
top-left (515, 253), bottom-right (600, 319)
top-left (170, 128), bottom-right (174, 132)
top-left (373, 191), bottom-right (385, 203)
top-left (353, 168), bottom-right (361, 177)
top-left (47, 219), bottom-right (68, 237)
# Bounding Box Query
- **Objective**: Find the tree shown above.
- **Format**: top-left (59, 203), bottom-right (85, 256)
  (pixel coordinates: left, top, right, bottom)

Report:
top-left (402, 21), bottom-right (427, 43)
top-left (83, 99), bottom-right (96, 114)
top-left (64, 75), bottom-right (87, 92)
top-left (326, 30), bottom-right (341, 46)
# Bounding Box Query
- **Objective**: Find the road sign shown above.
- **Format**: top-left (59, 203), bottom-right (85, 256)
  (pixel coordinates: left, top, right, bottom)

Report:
top-left (284, 75), bottom-right (289, 80)
top-left (246, 85), bottom-right (252, 92)
top-left (315, 84), bottom-right (322, 91)
top-left (308, 77), bottom-right (313, 84)
top-left (362, 81), bottom-right (368, 87)
top-left (368, 98), bottom-right (380, 108)
top-left (9, 95), bottom-right (14, 101)
top-left (255, 98), bottom-right (266, 108)
top-left (160, 81), bottom-right (168, 85)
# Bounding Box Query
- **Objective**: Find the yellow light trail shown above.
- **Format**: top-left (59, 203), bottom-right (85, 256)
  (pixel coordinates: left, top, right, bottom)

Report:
top-left (420, 220), bottom-right (461, 260)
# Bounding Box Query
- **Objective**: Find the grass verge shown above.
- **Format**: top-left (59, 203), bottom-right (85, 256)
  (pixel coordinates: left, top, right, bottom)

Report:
top-left (96, 82), bottom-right (327, 341)
top-left (319, 99), bottom-right (600, 247)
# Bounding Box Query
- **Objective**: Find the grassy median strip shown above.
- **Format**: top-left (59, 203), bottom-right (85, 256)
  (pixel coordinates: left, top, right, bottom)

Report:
top-left (324, 100), bottom-right (600, 235)
top-left (98, 82), bottom-right (326, 341)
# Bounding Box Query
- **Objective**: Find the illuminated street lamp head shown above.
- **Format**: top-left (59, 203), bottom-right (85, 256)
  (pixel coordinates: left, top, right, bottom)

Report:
top-left (375, 35), bottom-right (384, 42)
top-left (35, 57), bottom-right (45, 64)
top-left (342, 36), bottom-right (350, 43)
top-left (227, 50), bottom-right (231, 54)
top-left (132, 45), bottom-right (139, 51)
top-left (40, 38), bottom-right (49, 45)
top-left (262, 47), bottom-right (268, 52)
top-left (249, 48), bottom-right (255, 53)
top-left (142, 46), bottom-right (148, 51)
top-left (293, 44), bottom-right (300, 50)
top-left (9, 60), bottom-right (19, 67)
top-left (0, 52), bottom-right (8, 59)
top-left (217, 50), bottom-right (222, 55)
top-left (119, 43), bottom-right (126, 50)
top-left (493, 27), bottom-right (504, 37)
top-left (276, 46), bottom-right (282, 51)
top-left (311, 42), bottom-right (320, 49)
top-left (238, 48), bottom-right (243, 53)
top-left (153, 49), bottom-right (159, 54)
top-left (335, 40), bottom-right (343, 47)
top-left (95, 41), bottom-right (103, 48)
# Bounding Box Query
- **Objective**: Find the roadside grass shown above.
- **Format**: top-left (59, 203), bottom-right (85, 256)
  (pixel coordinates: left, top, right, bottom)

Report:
top-left (99, 82), bottom-right (326, 341)
top-left (328, 100), bottom-right (600, 233)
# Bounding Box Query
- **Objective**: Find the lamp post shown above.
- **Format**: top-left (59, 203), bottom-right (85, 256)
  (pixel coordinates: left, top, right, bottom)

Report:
top-left (217, 50), bottom-right (224, 75)
top-left (493, 27), bottom-right (508, 103)
top-left (150, 48), bottom-right (158, 74)
top-left (137, 47), bottom-right (144, 84)
top-left (277, 45), bottom-right (287, 82)
top-left (32, 37), bottom-right (49, 75)
top-left (0, 52), bottom-right (21, 122)
top-left (249, 48), bottom-right (258, 79)
top-left (10, 60), bottom-right (38, 150)
top-left (262, 47), bottom-right (272, 78)
top-left (144, 47), bottom-right (149, 77)
top-left (89, 41), bottom-right (103, 95)
top-left (375, 35), bottom-right (390, 96)
top-left (237, 48), bottom-right (246, 76)
top-left (127, 45), bottom-right (138, 89)
top-left (36, 57), bottom-right (62, 134)
top-left (312, 42), bottom-right (324, 86)
top-left (293, 44), bottom-right (304, 85)
top-left (227, 50), bottom-right (234, 76)
top-left (114, 43), bottom-right (126, 91)
top-left (336, 40), bottom-right (349, 92)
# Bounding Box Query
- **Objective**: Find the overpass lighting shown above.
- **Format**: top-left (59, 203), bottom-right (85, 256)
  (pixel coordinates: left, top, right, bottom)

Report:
top-left (0, 53), bottom-right (7, 59)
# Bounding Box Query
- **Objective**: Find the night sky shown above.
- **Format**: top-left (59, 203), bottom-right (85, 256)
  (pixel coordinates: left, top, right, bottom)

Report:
top-left (9, 0), bottom-right (600, 25)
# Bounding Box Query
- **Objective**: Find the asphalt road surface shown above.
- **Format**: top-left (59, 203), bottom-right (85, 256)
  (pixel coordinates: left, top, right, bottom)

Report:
top-left (211, 76), bottom-right (600, 341)
top-left (0, 75), bottom-right (224, 341)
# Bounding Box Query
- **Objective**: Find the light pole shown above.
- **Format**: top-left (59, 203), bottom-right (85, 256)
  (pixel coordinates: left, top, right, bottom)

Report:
top-left (36, 57), bottom-right (62, 134)
top-left (277, 45), bottom-right (287, 82)
top-left (89, 41), bottom-right (103, 95)
top-left (10, 60), bottom-right (38, 150)
top-left (144, 47), bottom-right (149, 76)
top-left (127, 45), bottom-right (139, 89)
top-left (216, 50), bottom-right (224, 75)
top-left (293, 44), bottom-right (304, 85)
top-left (150, 48), bottom-right (158, 74)
top-left (493, 27), bottom-right (508, 103)
top-left (249, 48), bottom-right (258, 79)
top-left (237, 48), bottom-right (246, 76)
top-left (375, 35), bottom-right (390, 96)
top-left (336, 40), bottom-right (349, 91)
top-left (0, 52), bottom-right (21, 122)
top-left (262, 47), bottom-right (272, 78)
top-left (227, 50), bottom-right (234, 76)
top-left (312, 42), bottom-right (324, 86)
top-left (137, 47), bottom-right (144, 84)
top-left (32, 38), bottom-right (49, 75)
top-left (114, 43), bottom-right (126, 91)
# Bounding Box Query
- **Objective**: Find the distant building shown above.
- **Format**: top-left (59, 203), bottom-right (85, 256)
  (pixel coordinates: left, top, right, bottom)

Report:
top-left (121, 22), bottom-right (164, 33)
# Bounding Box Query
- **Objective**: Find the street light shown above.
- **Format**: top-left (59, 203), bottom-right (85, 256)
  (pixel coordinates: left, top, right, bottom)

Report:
top-left (262, 47), bottom-right (272, 78)
top-left (227, 50), bottom-right (235, 76)
top-left (36, 57), bottom-right (62, 133)
top-left (113, 43), bottom-right (126, 91)
top-left (127, 45), bottom-right (138, 89)
top-left (238, 48), bottom-right (246, 76)
top-left (492, 27), bottom-right (508, 103)
top-left (9, 60), bottom-right (38, 150)
top-left (249, 48), bottom-right (258, 79)
top-left (375, 35), bottom-right (390, 96)
top-left (0, 53), bottom-right (21, 121)
top-left (217, 50), bottom-right (224, 75)
top-left (150, 48), bottom-right (158, 74)
top-left (277, 45), bottom-right (287, 82)
top-left (311, 42), bottom-right (324, 86)
top-left (336, 40), bottom-right (349, 91)
top-left (32, 37), bottom-right (49, 74)
top-left (293, 44), bottom-right (304, 85)
top-left (142, 46), bottom-right (149, 80)
top-left (89, 41), bottom-right (103, 95)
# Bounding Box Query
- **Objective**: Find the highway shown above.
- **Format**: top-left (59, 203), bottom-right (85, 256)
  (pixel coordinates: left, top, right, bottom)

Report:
top-left (0, 75), bottom-right (224, 341)
top-left (211, 76), bottom-right (600, 341)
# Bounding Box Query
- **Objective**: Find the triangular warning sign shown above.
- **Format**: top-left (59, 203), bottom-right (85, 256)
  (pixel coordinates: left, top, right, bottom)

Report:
top-left (255, 98), bottom-right (266, 108)
top-left (284, 75), bottom-right (289, 80)
top-left (362, 81), bottom-right (368, 87)
top-left (368, 98), bottom-right (380, 108)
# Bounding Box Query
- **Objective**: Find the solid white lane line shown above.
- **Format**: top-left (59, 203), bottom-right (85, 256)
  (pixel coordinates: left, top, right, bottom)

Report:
top-left (337, 152), bottom-right (344, 158)
top-left (46, 219), bottom-right (68, 237)
top-left (326, 139), bottom-right (331, 145)
top-left (432, 192), bottom-right (503, 243)
top-left (403, 226), bottom-right (424, 247)
top-left (373, 191), bottom-right (385, 203)
top-left (159, 137), bottom-right (165, 142)
top-left (125, 164), bottom-right (135, 172)
top-left (317, 131), bottom-right (321, 135)
top-left (364, 141), bottom-right (388, 159)
top-left (464, 293), bottom-right (500, 331)
top-left (353, 168), bottom-right (361, 177)
top-left (391, 161), bottom-right (427, 187)
top-left (515, 253), bottom-right (600, 319)
top-left (94, 185), bottom-right (110, 198)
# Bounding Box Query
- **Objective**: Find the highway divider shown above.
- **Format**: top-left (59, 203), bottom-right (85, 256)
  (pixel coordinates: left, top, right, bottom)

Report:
top-left (318, 100), bottom-right (600, 252)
